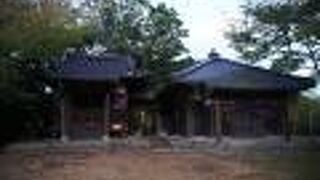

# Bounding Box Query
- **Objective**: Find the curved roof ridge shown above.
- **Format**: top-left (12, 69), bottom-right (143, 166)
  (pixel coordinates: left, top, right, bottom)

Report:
top-left (53, 52), bottom-right (138, 81)
top-left (216, 57), bottom-right (313, 81)
top-left (173, 56), bottom-right (315, 91)
top-left (173, 58), bottom-right (217, 78)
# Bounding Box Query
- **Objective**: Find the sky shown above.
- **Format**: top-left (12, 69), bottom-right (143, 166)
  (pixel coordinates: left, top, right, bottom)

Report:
top-left (73, 0), bottom-right (245, 60)
top-left (74, 0), bottom-right (314, 69)
top-left (74, 0), bottom-right (314, 75)
top-left (150, 0), bottom-right (319, 95)
top-left (73, 0), bottom-right (318, 94)
top-left (151, 0), bottom-right (315, 77)
top-left (151, 0), bottom-right (245, 60)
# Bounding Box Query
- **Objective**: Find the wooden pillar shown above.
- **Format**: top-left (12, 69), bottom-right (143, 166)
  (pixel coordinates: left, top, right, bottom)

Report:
top-left (285, 94), bottom-right (298, 142)
top-left (60, 96), bottom-right (69, 142)
top-left (103, 93), bottom-right (110, 141)
top-left (155, 111), bottom-right (162, 136)
top-left (156, 111), bottom-right (168, 137)
top-left (173, 109), bottom-right (180, 135)
top-left (214, 99), bottom-right (222, 143)
top-left (291, 95), bottom-right (298, 136)
top-left (209, 103), bottom-right (215, 137)
top-left (186, 106), bottom-right (195, 137)
top-left (309, 109), bottom-right (314, 135)
top-left (137, 111), bottom-right (146, 137)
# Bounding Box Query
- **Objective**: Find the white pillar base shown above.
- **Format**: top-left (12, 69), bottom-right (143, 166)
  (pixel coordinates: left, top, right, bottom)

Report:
top-left (60, 135), bottom-right (69, 143)
top-left (102, 135), bottom-right (110, 142)
top-left (159, 132), bottom-right (168, 138)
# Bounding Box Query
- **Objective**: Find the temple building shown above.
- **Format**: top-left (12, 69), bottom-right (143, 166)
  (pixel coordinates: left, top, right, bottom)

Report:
top-left (53, 53), bottom-right (315, 141)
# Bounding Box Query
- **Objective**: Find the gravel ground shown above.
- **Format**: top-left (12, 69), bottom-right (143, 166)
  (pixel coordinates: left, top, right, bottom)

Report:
top-left (1, 136), bottom-right (319, 180)
top-left (0, 149), bottom-right (266, 180)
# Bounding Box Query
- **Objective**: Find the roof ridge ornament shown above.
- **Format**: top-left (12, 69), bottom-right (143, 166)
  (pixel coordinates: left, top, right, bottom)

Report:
top-left (208, 48), bottom-right (220, 59)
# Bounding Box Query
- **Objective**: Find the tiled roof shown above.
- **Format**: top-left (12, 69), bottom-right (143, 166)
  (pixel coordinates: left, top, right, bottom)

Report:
top-left (54, 52), bottom-right (136, 81)
top-left (173, 57), bottom-right (315, 92)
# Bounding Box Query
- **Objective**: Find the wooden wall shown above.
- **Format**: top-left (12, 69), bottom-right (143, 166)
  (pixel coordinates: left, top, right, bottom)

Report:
top-left (157, 87), bottom-right (290, 138)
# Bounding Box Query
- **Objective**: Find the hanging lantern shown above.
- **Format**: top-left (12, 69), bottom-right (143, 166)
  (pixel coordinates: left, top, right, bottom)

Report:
top-left (193, 88), bottom-right (202, 101)
top-left (112, 86), bottom-right (128, 110)
top-left (204, 98), bottom-right (213, 106)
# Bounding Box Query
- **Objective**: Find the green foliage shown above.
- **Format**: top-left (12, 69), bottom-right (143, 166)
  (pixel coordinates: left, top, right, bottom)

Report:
top-left (82, 0), bottom-right (189, 75)
top-left (0, 0), bottom-right (89, 144)
top-left (256, 152), bottom-right (320, 180)
top-left (0, 0), bottom-right (87, 58)
top-left (227, 0), bottom-right (320, 74)
top-left (0, 0), bottom-right (189, 143)
top-left (0, 85), bottom-right (41, 145)
top-left (297, 96), bottom-right (320, 135)
top-left (170, 56), bottom-right (196, 72)
top-left (0, 0), bottom-right (88, 89)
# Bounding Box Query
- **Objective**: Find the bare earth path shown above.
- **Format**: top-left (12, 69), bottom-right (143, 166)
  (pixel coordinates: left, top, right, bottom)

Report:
top-left (0, 149), bottom-right (267, 180)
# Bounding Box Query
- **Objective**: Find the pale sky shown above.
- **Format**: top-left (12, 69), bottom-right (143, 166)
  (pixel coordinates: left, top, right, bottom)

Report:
top-left (74, 0), bottom-right (245, 59)
top-left (73, 0), bottom-right (318, 94)
top-left (151, 0), bottom-right (245, 59)
top-left (152, 0), bottom-right (320, 96)
top-left (152, 0), bottom-right (316, 78)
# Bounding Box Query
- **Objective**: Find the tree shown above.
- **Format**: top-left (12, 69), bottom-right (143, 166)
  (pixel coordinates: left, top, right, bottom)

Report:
top-left (297, 96), bottom-right (320, 135)
top-left (0, 0), bottom-right (89, 143)
top-left (226, 0), bottom-right (320, 74)
top-left (0, 0), bottom-right (88, 89)
top-left (81, 0), bottom-right (189, 74)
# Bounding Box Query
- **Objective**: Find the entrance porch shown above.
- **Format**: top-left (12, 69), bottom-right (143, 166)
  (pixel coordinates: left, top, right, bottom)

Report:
top-left (59, 81), bottom-right (131, 141)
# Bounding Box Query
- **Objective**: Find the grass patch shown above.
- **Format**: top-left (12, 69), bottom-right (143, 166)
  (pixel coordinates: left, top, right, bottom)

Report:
top-left (251, 152), bottom-right (320, 180)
